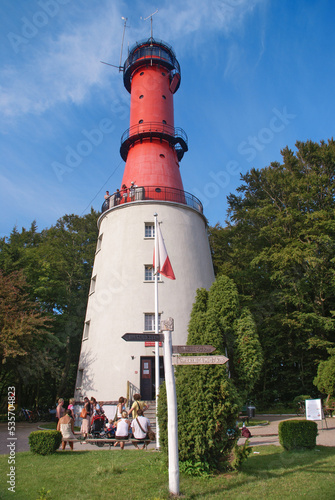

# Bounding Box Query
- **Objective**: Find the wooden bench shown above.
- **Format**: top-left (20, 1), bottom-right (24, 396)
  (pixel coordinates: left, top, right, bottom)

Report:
top-left (81, 438), bottom-right (153, 449)
top-left (324, 403), bottom-right (335, 418)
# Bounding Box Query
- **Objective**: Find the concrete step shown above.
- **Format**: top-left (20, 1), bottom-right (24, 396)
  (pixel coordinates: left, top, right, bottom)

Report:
top-left (143, 401), bottom-right (156, 429)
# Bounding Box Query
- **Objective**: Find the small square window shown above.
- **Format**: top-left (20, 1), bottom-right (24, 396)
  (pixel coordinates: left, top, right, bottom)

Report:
top-left (145, 223), bottom-right (155, 238)
top-left (144, 265), bottom-right (160, 281)
top-left (144, 313), bottom-right (161, 332)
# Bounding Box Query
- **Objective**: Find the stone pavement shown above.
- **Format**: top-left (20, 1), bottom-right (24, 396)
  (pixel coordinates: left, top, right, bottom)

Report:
top-left (1, 415), bottom-right (335, 454)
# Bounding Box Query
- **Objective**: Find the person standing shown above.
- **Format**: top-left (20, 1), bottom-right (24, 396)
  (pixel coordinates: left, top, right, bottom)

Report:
top-left (55, 398), bottom-right (65, 425)
top-left (57, 409), bottom-right (76, 450)
top-left (128, 394), bottom-right (148, 420)
top-left (80, 397), bottom-right (91, 442)
top-left (117, 397), bottom-right (127, 419)
top-left (67, 398), bottom-right (75, 420)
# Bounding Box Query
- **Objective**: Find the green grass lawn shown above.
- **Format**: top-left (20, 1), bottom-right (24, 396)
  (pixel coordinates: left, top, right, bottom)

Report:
top-left (1, 445), bottom-right (334, 499)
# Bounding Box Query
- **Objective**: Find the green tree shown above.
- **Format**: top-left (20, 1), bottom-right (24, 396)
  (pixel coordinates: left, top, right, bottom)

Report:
top-left (209, 139), bottom-right (335, 404)
top-left (0, 209), bottom-right (99, 406)
top-left (0, 270), bottom-right (56, 407)
top-left (158, 276), bottom-right (262, 473)
top-left (314, 348), bottom-right (335, 396)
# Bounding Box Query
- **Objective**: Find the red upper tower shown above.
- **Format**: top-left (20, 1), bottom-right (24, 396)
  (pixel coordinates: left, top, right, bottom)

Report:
top-left (120, 38), bottom-right (188, 194)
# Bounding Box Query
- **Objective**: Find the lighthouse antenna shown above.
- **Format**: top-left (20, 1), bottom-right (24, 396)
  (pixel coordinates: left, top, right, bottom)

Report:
top-left (119, 17), bottom-right (128, 70)
top-left (141, 9), bottom-right (158, 41)
top-left (100, 17), bottom-right (129, 72)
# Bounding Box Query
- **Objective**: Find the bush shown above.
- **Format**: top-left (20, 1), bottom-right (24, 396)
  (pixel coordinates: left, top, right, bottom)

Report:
top-left (293, 395), bottom-right (311, 405)
top-left (158, 370), bottom-right (241, 474)
top-left (279, 420), bottom-right (318, 450)
top-left (28, 430), bottom-right (62, 455)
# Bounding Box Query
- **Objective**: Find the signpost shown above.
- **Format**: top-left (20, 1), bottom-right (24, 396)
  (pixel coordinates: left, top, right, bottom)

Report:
top-left (122, 333), bottom-right (164, 342)
top-left (172, 355), bottom-right (228, 365)
top-left (122, 328), bottom-right (229, 497)
top-left (172, 345), bottom-right (216, 354)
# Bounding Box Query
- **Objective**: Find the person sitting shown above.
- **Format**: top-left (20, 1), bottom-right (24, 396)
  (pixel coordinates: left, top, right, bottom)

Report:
top-left (114, 411), bottom-right (131, 450)
top-left (241, 422), bottom-right (252, 438)
top-left (131, 409), bottom-right (151, 450)
top-left (105, 419), bottom-right (115, 438)
top-left (57, 409), bottom-right (76, 450)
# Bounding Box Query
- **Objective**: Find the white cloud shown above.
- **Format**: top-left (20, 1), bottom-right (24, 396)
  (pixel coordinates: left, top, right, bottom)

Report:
top-left (0, 0), bottom-right (264, 121)
top-left (0, 4), bottom-right (123, 119)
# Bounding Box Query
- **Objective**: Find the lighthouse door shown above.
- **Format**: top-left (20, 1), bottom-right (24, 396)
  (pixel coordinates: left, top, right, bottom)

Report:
top-left (140, 356), bottom-right (164, 400)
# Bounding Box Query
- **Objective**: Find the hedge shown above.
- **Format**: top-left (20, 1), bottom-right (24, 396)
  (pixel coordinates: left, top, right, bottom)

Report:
top-left (278, 420), bottom-right (318, 450)
top-left (28, 430), bottom-right (62, 455)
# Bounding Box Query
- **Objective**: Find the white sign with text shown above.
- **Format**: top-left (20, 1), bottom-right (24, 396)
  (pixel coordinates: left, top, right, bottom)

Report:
top-left (305, 399), bottom-right (322, 421)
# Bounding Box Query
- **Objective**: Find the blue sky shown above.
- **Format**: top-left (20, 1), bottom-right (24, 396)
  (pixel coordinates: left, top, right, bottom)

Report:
top-left (1, 0), bottom-right (334, 238)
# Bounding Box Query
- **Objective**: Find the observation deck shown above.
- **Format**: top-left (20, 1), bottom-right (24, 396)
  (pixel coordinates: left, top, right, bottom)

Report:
top-left (120, 122), bottom-right (188, 162)
top-left (123, 38), bottom-right (181, 93)
top-left (101, 186), bottom-right (203, 214)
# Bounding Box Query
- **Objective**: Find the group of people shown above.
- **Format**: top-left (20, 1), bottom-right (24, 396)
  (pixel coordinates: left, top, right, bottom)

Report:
top-left (55, 394), bottom-right (152, 451)
top-left (55, 398), bottom-right (76, 451)
top-left (104, 181), bottom-right (137, 207)
top-left (110, 395), bottom-right (151, 450)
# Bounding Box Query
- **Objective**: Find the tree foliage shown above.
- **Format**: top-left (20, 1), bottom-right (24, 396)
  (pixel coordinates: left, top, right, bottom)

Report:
top-left (209, 139), bottom-right (335, 404)
top-left (313, 348), bottom-right (335, 396)
top-left (158, 275), bottom-right (262, 473)
top-left (0, 210), bottom-right (99, 407)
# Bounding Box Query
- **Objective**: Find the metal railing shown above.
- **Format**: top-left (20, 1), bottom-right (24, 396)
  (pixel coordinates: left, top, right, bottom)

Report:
top-left (101, 186), bottom-right (203, 214)
top-left (120, 122), bottom-right (188, 148)
top-left (123, 38), bottom-right (181, 93)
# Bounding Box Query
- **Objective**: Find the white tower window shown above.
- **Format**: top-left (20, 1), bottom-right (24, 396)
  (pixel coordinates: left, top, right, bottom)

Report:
top-left (144, 313), bottom-right (161, 331)
top-left (96, 233), bottom-right (103, 252)
top-left (90, 275), bottom-right (97, 294)
top-left (144, 223), bottom-right (155, 238)
top-left (144, 265), bottom-right (160, 281)
top-left (76, 369), bottom-right (83, 390)
top-left (83, 320), bottom-right (90, 340)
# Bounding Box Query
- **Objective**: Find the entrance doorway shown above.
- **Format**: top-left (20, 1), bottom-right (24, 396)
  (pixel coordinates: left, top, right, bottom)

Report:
top-left (140, 356), bottom-right (164, 400)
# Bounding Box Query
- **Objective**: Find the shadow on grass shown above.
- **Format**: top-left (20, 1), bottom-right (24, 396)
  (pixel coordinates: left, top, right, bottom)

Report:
top-left (182, 446), bottom-right (335, 499)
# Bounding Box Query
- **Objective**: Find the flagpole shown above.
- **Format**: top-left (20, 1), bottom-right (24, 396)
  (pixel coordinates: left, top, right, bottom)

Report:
top-left (154, 213), bottom-right (160, 449)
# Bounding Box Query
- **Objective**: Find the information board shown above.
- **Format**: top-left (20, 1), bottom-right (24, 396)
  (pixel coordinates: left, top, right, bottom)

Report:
top-left (305, 398), bottom-right (322, 421)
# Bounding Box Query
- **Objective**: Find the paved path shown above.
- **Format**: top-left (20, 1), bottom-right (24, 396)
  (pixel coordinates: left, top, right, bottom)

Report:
top-left (1, 415), bottom-right (335, 455)
top-left (238, 415), bottom-right (335, 447)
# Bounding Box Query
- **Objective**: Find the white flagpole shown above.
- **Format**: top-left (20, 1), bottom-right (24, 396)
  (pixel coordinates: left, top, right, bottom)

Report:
top-left (154, 213), bottom-right (160, 449)
top-left (162, 318), bottom-right (179, 496)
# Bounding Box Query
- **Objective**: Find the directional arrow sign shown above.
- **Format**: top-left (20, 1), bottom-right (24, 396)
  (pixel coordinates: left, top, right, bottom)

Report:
top-left (172, 345), bottom-right (216, 354)
top-left (171, 355), bottom-right (229, 366)
top-left (122, 333), bottom-right (164, 342)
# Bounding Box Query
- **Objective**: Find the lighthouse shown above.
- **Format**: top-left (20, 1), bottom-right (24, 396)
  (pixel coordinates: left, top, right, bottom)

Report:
top-left (75, 37), bottom-right (215, 403)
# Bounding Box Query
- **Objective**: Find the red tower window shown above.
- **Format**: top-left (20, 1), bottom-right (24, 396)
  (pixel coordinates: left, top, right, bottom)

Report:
top-left (139, 95), bottom-right (144, 99)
